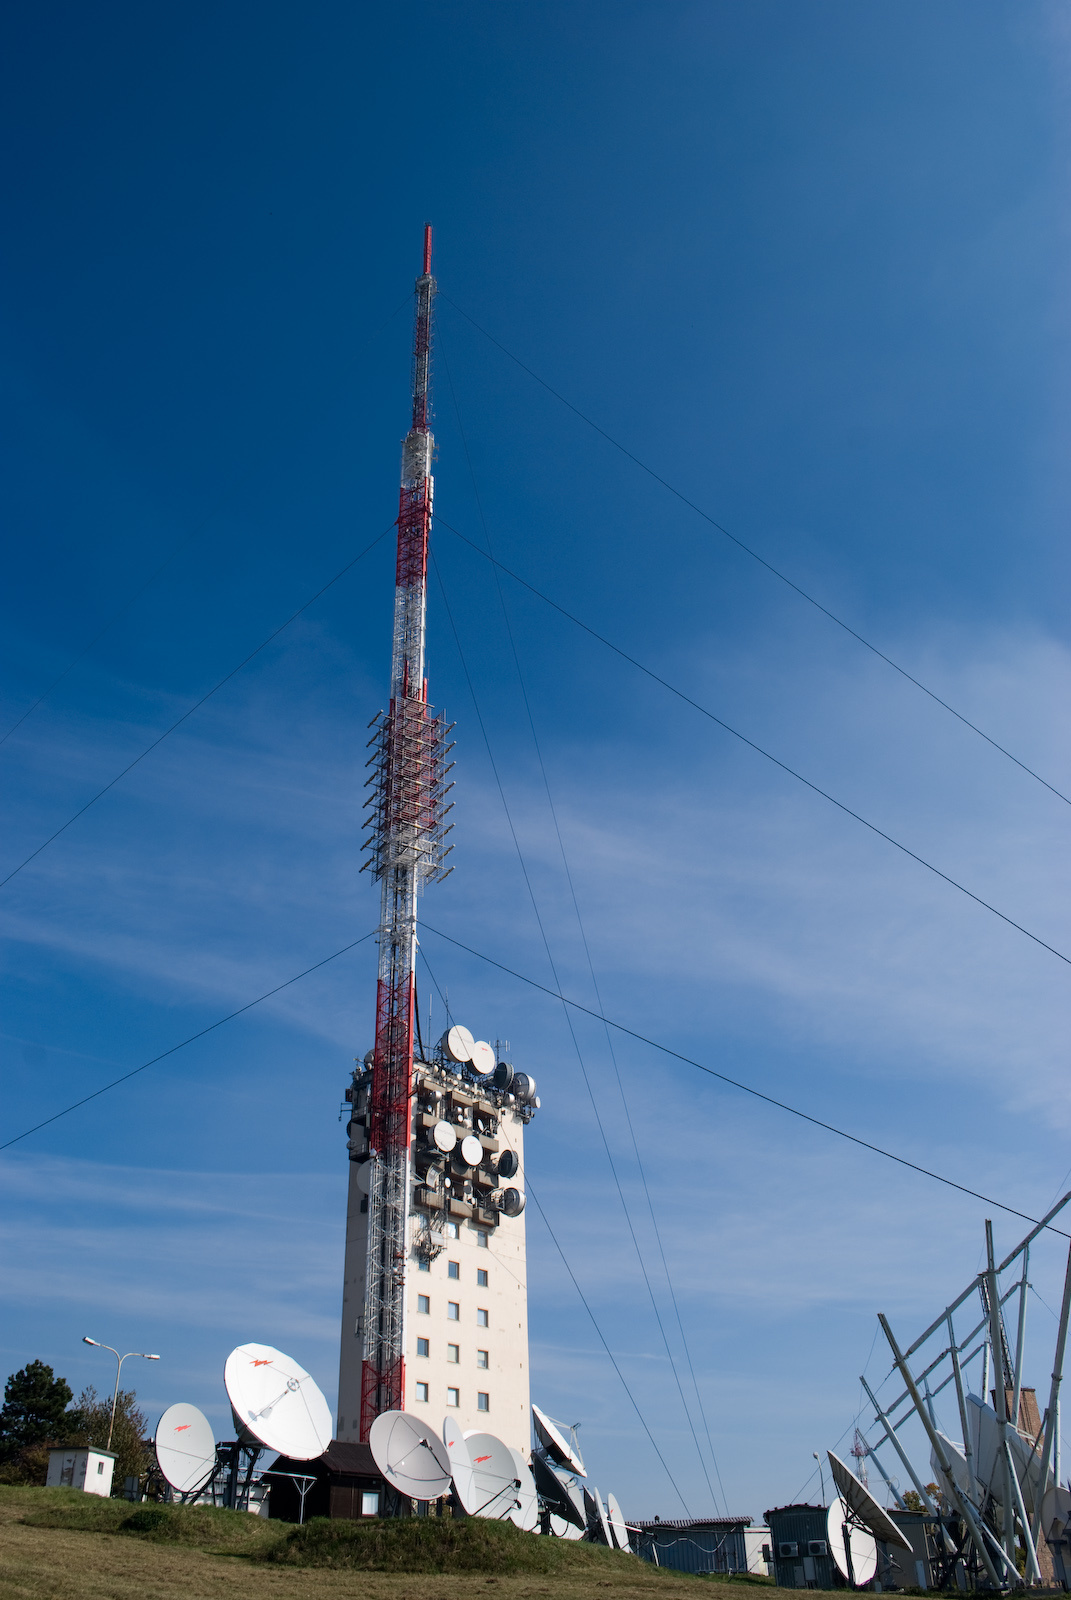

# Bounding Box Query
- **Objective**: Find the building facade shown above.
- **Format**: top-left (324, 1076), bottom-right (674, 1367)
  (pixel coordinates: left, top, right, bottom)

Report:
top-left (337, 1050), bottom-right (535, 1457)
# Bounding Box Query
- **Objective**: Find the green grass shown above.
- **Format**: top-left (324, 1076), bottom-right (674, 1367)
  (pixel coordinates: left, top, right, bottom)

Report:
top-left (264, 1515), bottom-right (651, 1573)
top-left (18, 1488), bottom-right (277, 1552)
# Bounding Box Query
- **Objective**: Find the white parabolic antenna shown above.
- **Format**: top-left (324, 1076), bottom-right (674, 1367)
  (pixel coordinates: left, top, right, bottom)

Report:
top-left (507, 1446), bottom-right (539, 1531)
top-left (605, 1490), bottom-right (630, 1551)
top-left (224, 1343), bottom-right (332, 1460)
top-left (443, 1025), bottom-right (475, 1063)
top-left (827, 1495), bottom-right (878, 1586)
top-left (550, 1512), bottom-right (584, 1539)
top-left (369, 1411), bottom-right (451, 1500)
top-left (531, 1451), bottom-right (586, 1528)
top-left (470, 1040), bottom-right (495, 1075)
top-left (532, 1403), bottom-right (585, 1476)
top-left (155, 1403), bottom-right (216, 1494)
top-left (465, 1431), bottom-right (519, 1519)
top-left (1042, 1484), bottom-right (1071, 1540)
top-left (584, 1484), bottom-right (613, 1547)
top-left (828, 1451), bottom-right (911, 1550)
top-left (459, 1134), bottom-right (483, 1166)
top-left (442, 1416), bottom-right (476, 1513)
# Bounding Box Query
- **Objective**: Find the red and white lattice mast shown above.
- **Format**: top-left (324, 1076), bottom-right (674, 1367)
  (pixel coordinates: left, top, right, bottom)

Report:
top-left (357, 225), bottom-right (454, 1438)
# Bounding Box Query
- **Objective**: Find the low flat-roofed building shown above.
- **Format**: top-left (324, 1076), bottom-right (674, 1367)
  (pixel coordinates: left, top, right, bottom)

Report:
top-left (633, 1515), bottom-right (752, 1573)
top-left (266, 1440), bottom-right (385, 1522)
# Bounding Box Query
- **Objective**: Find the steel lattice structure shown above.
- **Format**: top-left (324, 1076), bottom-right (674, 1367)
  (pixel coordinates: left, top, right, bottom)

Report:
top-left (357, 226), bottom-right (453, 1440)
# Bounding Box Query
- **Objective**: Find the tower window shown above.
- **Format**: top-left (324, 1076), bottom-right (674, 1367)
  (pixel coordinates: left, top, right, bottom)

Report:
top-left (447, 1222), bottom-right (460, 1239)
top-left (448, 1302), bottom-right (460, 1321)
top-left (415, 1382), bottom-right (429, 1402)
top-left (475, 1230), bottom-right (488, 1248)
top-left (476, 1268), bottom-right (488, 1287)
top-left (448, 1260), bottom-right (460, 1280)
top-left (477, 1392), bottom-right (490, 1412)
top-left (418, 1257), bottom-right (430, 1272)
top-left (476, 1350), bottom-right (488, 1369)
top-left (476, 1308), bottom-right (489, 1327)
top-left (447, 1387), bottom-right (460, 1407)
top-left (417, 1338), bottom-right (429, 1358)
top-left (417, 1295), bottom-right (430, 1314)
top-left (448, 1344), bottom-right (459, 1363)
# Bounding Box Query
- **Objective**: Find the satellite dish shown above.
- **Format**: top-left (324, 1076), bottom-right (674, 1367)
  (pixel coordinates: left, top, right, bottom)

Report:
top-left (442, 1025), bottom-right (475, 1064)
top-left (355, 1162), bottom-right (372, 1195)
top-left (508, 1446), bottom-right (539, 1531)
top-left (369, 1410), bottom-right (451, 1500)
top-left (828, 1451), bottom-right (911, 1550)
top-left (929, 1433), bottom-right (971, 1507)
top-left (605, 1491), bottom-right (630, 1551)
top-left (532, 1404), bottom-right (586, 1476)
top-left (496, 1149), bottom-right (519, 1179)
top-left (499, 1187), bottom-right (525, 1217)
top-left (827, 1495), bottom-right (878, 1586)
top-left (430, 1120), bottom-right (457, 1154)
top-left (550, 1511), bottom-right (584, 1538)
top-left (512, 1073), bottom-right (536, 1103)
top-left (458, 1134), bottom-right (483, 1167)
top-left (531, 1450), bottom-right (585, 1526)
top-left (465, 1431), bottom-right (520, 1518)
top-left (223, 1343), bottom-right (332, 1460)
top-left (442, 1416), bottom-right (476, 1513)
top-left (584, 1485), bottom-right (613, 1546)
top-left (470, 1040), bottom-right (495, 1075)
top-left (493, 1061), bottom-right (514, 1090)
top-left (1041, 1484), bottom-right (1071, 1540)
top-left (154, 1403), bottom-right (216, 1495)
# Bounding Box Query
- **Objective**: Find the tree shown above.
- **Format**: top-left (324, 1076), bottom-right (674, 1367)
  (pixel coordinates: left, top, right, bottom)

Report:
top-left (0, 1360), bottom-right (81, 1484)
top-left (73, 1385), bottom-right (149, 1490)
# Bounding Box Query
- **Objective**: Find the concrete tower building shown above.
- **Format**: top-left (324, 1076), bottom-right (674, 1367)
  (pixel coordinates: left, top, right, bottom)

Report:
top-left (336, 229), bottom-right (537, 1458)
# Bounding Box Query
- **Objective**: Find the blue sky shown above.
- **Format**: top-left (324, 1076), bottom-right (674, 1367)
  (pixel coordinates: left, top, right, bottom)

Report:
top-left (3, 0), bottom-right (1071, 1519)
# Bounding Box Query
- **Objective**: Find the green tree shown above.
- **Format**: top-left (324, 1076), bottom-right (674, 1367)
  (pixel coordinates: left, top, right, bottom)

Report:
top-left (72, 1385), bottom-right (150, 1491)
top-left (0, 1360), bottom-right (81, 1484)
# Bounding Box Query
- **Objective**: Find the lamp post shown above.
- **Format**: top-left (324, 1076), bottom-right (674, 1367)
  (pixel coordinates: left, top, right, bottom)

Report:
top-left (83, 1338), bottom-right (160, 1450)
top-left (813, 1452), bottom-right (828, 1506)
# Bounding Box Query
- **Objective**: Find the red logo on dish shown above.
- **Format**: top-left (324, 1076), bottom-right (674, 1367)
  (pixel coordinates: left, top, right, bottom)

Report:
top-left (251, 1359), bottom-right (272, 1367)
top-left (174, 1425), bottom-right (191, 1433)
top-left (474, 1453), bottom-right (491, 1463)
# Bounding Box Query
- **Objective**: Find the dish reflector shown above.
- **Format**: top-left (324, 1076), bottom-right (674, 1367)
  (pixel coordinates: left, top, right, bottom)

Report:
top-left (224, 1343), bottom-right (332, 1460)
top-left (508, 1446), bottom-right (539, 1531)
top-left (532, 1451), bottom-right (585, 1526)
top-left (155, 1403), bottom-right (216, 1494)
top-left (532, 1404), bottom-right (585, 1476)
top-left (443, 1025), bottom-right (475, 1063)
top-left (828, 1451), bottom-right (911, 1551)
top-left (550, 1511), bottom-right (584, 1538)
top-left (369, 1410), bottom-right (451, 1500)
top-left (470, 1040), bottom-right (495, 1075)
top-left (606, 1490), bottom-right (630, 1551)
top-left (458, 1134), bottom-right (483, 1166)
top-left (827, 1495), bottom-right (878, 1586)
top-left (465, 1430), bottom-right (519, 1519)
top-left (431, 1120), bottom-right (456, 1153)
top-left (584, 1484), bottom-right (613, 1546)
top-left (442, 1416), bottom-right (476, 1513)
top-left (499, 1187), bottom-right (525, 1216)
top-left (1042, 1484), bottom-right (1071, 1540)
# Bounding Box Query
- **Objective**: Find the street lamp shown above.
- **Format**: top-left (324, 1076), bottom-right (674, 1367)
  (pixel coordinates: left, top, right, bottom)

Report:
top-left (83, 1338), bottom-right (160, 1450)
top-left (813, 1451), bottom-right (828, 1506)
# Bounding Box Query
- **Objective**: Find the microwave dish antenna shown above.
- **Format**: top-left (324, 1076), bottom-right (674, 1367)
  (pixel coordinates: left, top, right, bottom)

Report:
top-left (507, 1446), bottom-right (539, 1531)
top-left (224, 1343), bottom-right (332, 1460)
top-left (531, 1451), bottom-right (585, 1527)
top-left (469, 1040), bottom-right (495, 1075)
top-left (154, 1403), bottom-right (216, 1496)
top-left (442, 1416), bottom-right (476, 1513)
top-left (442, 1025), bottom-right (474, 1064)
top-left (827, 1495), bottom-right (878, 1586)
top-left (584, 1484), bottom-right (613, 1546)
top-left (827, 1451), bottom-right (911, 1550)
top-left (605, 1490), bottom-right (630, 1551)
top-left (465, 1430), bottom-right (520, 1519)
top-left (532, 1403), bottom-right (585, 1476)
top-left (369, 1410), bottom-right (451, 1500)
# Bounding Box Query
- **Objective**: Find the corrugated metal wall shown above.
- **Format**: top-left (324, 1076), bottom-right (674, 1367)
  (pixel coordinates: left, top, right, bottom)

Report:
top-left (766, 1506), bottom-right (837, 1589)
top-left (635, 1524), bottom-right (749, 1574)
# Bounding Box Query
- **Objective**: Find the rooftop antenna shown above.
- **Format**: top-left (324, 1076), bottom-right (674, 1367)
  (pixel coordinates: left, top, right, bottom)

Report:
top-left (358, 224), bottom-right (454, 1438)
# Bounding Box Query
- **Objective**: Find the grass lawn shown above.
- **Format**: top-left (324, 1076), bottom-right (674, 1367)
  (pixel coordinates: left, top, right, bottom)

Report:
top-left (0, 1486), bottom-right (801, 1600)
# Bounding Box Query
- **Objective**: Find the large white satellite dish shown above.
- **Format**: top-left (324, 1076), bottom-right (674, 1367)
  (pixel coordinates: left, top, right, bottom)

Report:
top-left (369, 1410), bottom-right (451, 1500)
top-left (966, 1395), bottom-right (1047, 1512)
top-left (532, 1451), bottom-right (585, 1527)
top-left (470, 1040), bottom-right (495, 1075)
top-left (605, 1490), bottom-right (630, 1551)
top-left (430, 1120), bottom-right (456, 1153)
top-left (1041, 1484), bottom-right (1071, 1541)
top-left (584, 1484), bottom-right (613, 1546)
top-left (457, 1133), bottom-right (483, 1167)
top-left (828, 1451), bottom-right (911, 1550)
top-left (532, 1403), bottom-right (585, 1476)
top-left (827, 1495), bottom-right (878, 1586)
top-left (465, 1431), bottom-right (520, 1519)
top-left (442, 1416), bottom-right (476, 1513)
top-left (508, 1446), bottom-right (539, 1531)
top-left (155, 1403), bottom-right (216, 1495)
top-left (442, 1025), bottom-right (475, 1063)
top-left (550, 1512), bottom-right (585, 1538)
top-left (224, 1343), bottom-right (332, 1460)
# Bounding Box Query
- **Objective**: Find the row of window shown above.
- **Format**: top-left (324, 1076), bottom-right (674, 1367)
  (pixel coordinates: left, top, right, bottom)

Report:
top-left (416, 1295), bottom-right (489, 1326)
top-left (444, 1261), bottom-right (489, 1285)
top-left (415, 1338), bottom-right (489, 1366)
top-left (415, 1382), bottom-right (489, 1411)
top-left (417, 1222), bottom-right (489, 1259)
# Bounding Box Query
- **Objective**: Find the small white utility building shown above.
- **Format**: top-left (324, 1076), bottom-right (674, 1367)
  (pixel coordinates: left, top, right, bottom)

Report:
top-left (46, 1446), bottom-right (116, 1496)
